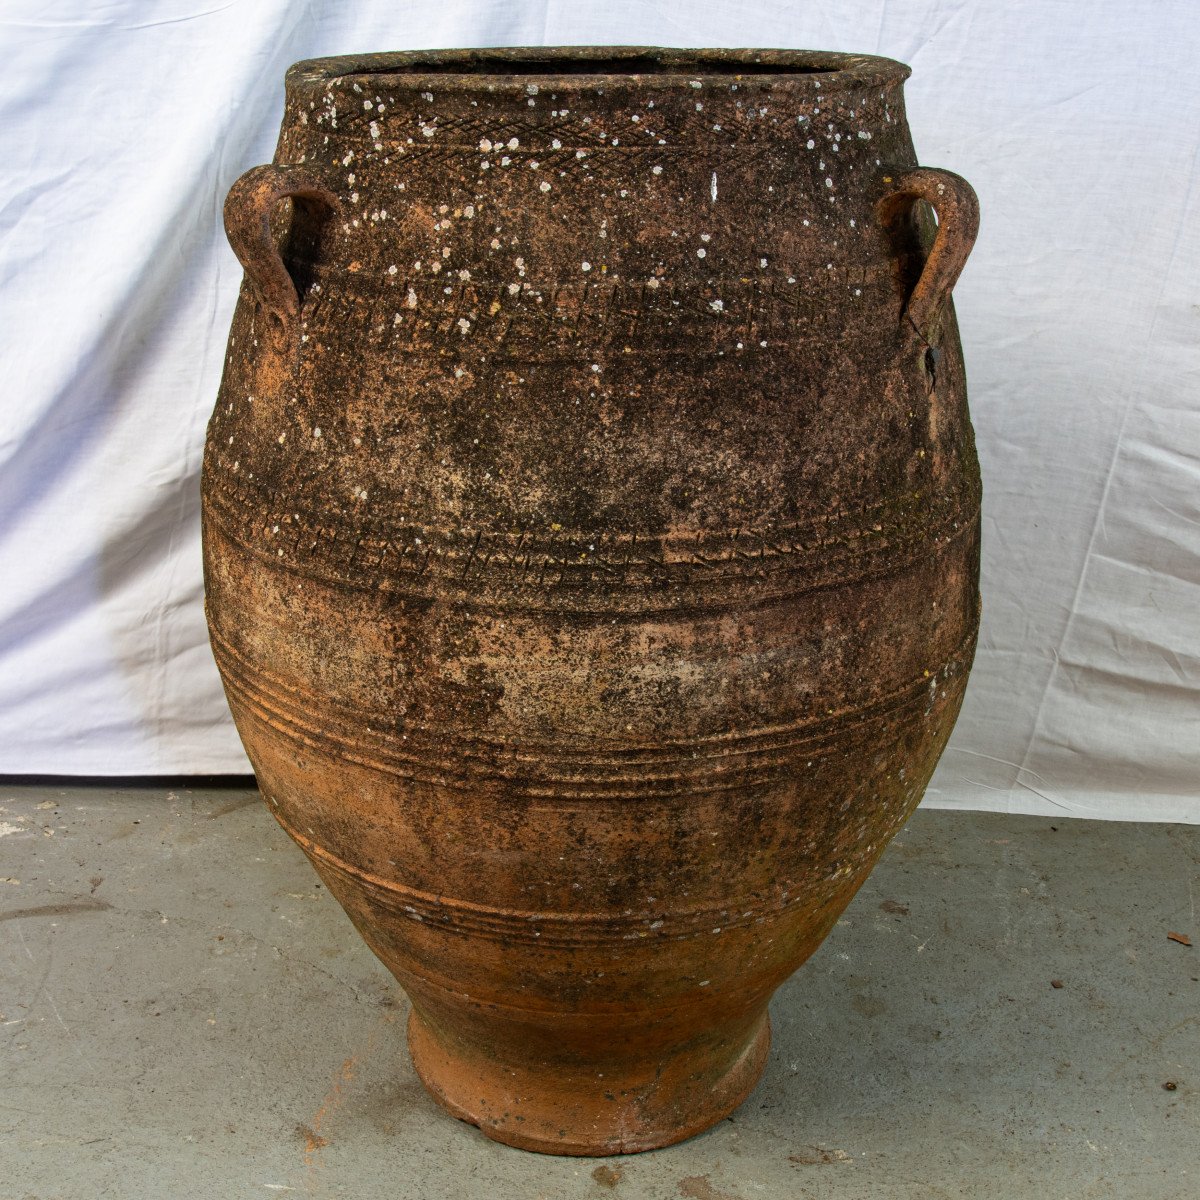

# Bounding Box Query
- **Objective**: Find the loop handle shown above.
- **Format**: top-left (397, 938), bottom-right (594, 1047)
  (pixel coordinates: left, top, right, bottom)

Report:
top-left (877, 167), bottom-right (979, 343)
top-left (223, 164), bottom-right (339, 347)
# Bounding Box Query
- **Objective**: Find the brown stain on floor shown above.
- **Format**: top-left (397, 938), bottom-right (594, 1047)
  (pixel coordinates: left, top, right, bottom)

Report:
top-left (0, 899), bottom-right (112, 922)
top-left (301, 1013), bottom-right (396, 1169)
top-left (303, 1054), bottom-right (359, 1167)
top-left (206, 794), bottom-right (261, 819)
top-left (296, 1122), bottom-right (329, 1152)
top-left (851, 994), bottom-right (888, 1019)
top-left (677, 1176), bottom-right (745, 1200)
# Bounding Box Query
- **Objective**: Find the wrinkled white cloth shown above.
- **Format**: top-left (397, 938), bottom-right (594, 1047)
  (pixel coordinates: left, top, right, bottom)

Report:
top-left (1, 2), bottom-right (1197, 821)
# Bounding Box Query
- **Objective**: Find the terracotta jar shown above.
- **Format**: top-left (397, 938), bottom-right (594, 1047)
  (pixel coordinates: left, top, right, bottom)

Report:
top-left (203, 47), bottom-right (980, 1155)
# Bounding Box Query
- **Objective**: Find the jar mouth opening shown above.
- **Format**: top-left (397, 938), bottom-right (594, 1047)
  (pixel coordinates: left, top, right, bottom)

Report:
top-left (288, 47), bottom-right (910, 90)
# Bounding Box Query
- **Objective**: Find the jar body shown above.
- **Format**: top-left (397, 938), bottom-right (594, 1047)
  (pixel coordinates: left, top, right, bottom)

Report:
top-left (202, 48), bottom-right (980, 1155)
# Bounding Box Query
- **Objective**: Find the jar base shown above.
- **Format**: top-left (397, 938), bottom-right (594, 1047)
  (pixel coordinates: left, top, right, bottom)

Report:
top-left (407, 1005), bottom-right (771, 1156)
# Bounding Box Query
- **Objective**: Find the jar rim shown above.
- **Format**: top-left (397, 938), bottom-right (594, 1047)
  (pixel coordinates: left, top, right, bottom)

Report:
top-left (286, 46), bottom-right (911, 92)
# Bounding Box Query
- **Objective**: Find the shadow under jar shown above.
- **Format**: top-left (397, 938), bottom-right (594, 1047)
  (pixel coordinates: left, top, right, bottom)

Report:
top-left (203, 46), bottom-right (981, 1155)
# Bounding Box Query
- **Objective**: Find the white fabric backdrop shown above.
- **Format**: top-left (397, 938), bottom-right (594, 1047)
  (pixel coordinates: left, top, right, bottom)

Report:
top-left (1, 1), bottom-right (1197, 821)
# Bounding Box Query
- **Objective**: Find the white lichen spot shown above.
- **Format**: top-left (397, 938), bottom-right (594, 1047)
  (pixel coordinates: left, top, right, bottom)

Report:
top-left (825, 177), bottom-right (834, 188)
top-left (458, 269), bottom-right (471, 281)
top-left (525, 83), bottom-right (539, 95)
top-left (696, 247), bottom-right (706, 258)
top-left (507, 137), bottom-right (519, 150)
top-left (313, 427), bottom-right (322, 438)
top-left (387, 264), bottom-right (398, 275)
top-left (806, 139), bottom-right (815, 150)
top-left (514, 256), bottom-right (526, 276)
top-left (689, 80), bottom-right (702, 89)
top-left (456, 317), bottom-right (471, 335)
top-left (590, 363), bottom-right (601, 373)
top-left (710, 171), bottom-right (718, 202)
top-left (500, 156), bottom-right (511, 167)
top-left (478, 138), bottom-right (492, 152)
top-left (369, 120), bottom-right (380, 139)
top-left (490, 237), bottom-right (501, 250)
top-left (507, 282), bottom-right (520, 295)
top-left (463, 204), bottom-right (475, 218)
top-left (709, 299), bottom-right (724, 313)
top-left (645, 277), bottom-right (660, 289)
top-left (760, 257), bottom-right (768, 268)
top-left (651, 164), bottom-right (663, 175)
top-left (551, 138), bottom-right (562, 149)
top-left (539, 180), bottom-right (551, 192)
top-left (581, 261), bottom-right (592, 272)
top-left (700, 232), bottom-right (711, 242)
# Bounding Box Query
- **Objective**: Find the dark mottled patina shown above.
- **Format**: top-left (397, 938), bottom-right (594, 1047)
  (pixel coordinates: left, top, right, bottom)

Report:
top-left (203, 47), bottom-right (980, 1154)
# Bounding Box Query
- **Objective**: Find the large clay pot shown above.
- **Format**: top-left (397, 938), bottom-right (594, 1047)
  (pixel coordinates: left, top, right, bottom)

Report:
top-left (203, 47), bottom-right (980, 1155)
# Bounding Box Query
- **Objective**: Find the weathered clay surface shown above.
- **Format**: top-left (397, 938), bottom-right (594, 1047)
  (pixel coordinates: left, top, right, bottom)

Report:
top-left (202, 47), bottom-right (980, 1155)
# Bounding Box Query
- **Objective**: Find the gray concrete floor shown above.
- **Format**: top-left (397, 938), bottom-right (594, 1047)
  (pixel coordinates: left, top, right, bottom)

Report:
top-left (1, 781), bottom-right (1196, 1200)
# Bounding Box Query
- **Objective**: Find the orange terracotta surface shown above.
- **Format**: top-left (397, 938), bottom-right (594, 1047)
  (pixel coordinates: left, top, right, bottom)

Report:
top-left (203, 47), bottom-right (980, 1154)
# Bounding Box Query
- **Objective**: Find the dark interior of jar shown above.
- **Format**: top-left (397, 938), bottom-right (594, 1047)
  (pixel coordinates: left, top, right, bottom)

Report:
top-left (356, 56), bottom-right (841, 77)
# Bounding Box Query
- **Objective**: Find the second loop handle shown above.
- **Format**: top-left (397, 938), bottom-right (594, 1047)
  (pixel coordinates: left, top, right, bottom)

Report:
top-left (877, 167), bottom-right (979, 345)
top-left (223, 164), bottom-right (339, 350)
